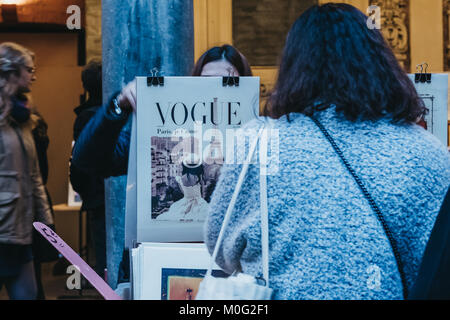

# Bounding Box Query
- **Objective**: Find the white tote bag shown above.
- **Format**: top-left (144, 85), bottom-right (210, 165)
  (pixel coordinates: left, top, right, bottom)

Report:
top-left (196, 125), bottom-right (273, 300)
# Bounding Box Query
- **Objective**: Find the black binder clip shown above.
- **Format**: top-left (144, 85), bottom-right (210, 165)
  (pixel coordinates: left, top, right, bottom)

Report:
top-left (223, 76), bottom-right (239, 87)
top-left (132, 240), bottom-right (141, 249)
top-left (415, 63), bottom-right (431, 83)
top-left (147, 68), bottom-right (164, 87)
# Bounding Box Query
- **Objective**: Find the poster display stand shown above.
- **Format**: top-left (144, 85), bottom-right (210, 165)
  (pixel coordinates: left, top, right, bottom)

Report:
top-left (126, 75), bottom-right (260, 299)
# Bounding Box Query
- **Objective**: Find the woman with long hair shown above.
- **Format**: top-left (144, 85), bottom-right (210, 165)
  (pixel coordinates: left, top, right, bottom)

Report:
top-left (204, 4), bottom-right (450, 299)
top-left (191, 44), bottom-right (252, 77)
top-left (0, 42), bottom-right (53, 300)
top-left (112, 44), bottom-right (252, 116)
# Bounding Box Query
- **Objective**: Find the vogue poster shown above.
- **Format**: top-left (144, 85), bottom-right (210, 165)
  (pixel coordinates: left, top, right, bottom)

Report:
top-left (133, 76), bottom-right (260, 242)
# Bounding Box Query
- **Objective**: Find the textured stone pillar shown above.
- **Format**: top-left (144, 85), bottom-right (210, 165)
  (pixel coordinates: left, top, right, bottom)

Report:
top-left (102, 0), bottom-right (194, 289)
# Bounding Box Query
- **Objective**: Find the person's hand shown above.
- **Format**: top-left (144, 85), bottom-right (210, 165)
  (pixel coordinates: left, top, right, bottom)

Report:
top-left (117, 79), bottom-right (137, 112)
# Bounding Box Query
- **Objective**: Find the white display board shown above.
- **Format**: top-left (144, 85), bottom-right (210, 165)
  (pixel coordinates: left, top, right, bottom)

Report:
top-left (127, 76), bottom-right (259, 244)
top-left (67, 180), bottom-right (82, 207)
top-left (408, 73), bottom-right (449, 146)
top-left (132, 242), bottom-right (226, 300)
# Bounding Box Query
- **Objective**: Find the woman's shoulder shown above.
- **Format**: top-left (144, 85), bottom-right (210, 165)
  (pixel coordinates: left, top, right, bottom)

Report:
top-left (378, 120), bottom-right (450, 167)
top-left (242, 113), bottom-right (309, 128)
top-left (238, 112), bottom-right (450, 173)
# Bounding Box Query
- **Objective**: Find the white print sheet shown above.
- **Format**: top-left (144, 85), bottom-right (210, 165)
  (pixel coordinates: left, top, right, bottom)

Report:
top-left (132, 242), bottom-right (226, 300)
top-left (133, 76), bottom-right (260, 242)
top-left (408, 73), bottom-right (448, 146)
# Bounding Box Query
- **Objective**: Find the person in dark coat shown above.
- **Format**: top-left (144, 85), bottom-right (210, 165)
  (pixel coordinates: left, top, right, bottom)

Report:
top-left (410, 187), bottom-right (450, 299)
top-left (70, 59), bottom-right (106, 278)
top-left (30, 107), bottom-right (58, 300)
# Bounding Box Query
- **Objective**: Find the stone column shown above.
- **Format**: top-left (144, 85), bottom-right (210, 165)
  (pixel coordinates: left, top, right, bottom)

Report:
top-left (102, 0), bottom-right (194, 289)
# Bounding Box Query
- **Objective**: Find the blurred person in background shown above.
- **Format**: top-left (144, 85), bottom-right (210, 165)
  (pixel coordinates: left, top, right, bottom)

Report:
top-left (70, 59), bottom-right (106, 279)
top-left (0, 42), bottom-right (53, 300)
top-left (12, 46), bottom-right (59, 300)
top-left (30, 106), bottom-right (58, 300)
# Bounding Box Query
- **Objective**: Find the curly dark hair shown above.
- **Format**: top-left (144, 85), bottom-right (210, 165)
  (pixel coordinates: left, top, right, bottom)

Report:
top-left (264, 3), bottom-right (425, 123)
top-left (82, 59), bottom-right (102, 99)
top-left (191, 44), bottom-right (253, 76)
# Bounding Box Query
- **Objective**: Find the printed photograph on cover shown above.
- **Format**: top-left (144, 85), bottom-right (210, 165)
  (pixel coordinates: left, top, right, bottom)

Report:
top-left (419, 94), bottom-right (435, 133)
top-left (151, 136), bottom-right (223, 222)
top-left (161, 268), bottom-right (228, 300)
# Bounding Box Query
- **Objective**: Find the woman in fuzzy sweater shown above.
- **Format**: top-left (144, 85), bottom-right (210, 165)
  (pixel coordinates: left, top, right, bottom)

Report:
top-left (204, 3), bottom-right (450, 300)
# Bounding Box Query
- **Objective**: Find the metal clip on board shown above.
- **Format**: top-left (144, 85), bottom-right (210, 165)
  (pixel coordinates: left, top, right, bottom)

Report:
top-left (147, 67), bottom-right (164, 86)
top-left (415, 63), bottom-right (432, 83)
top-left (223, 76), bottom-right (239, 87)
top-left (223, 68), bottom-right (239, 87)
top-left (132, 239), bottom-right (141, 249)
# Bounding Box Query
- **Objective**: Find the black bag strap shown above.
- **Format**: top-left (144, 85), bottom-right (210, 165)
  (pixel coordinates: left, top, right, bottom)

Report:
top-left (310, 116), bottom-right (408, 299)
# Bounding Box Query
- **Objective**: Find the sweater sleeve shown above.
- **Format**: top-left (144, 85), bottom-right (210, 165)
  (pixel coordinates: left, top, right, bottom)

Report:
top-left (73, 108), bottom-right (97, 141)
top-left (204, 161), bottom-right (244, 274)
top-left (204, 122), bottom-right (265, 275)
top-left (71, 96), bottom-right (131, 178)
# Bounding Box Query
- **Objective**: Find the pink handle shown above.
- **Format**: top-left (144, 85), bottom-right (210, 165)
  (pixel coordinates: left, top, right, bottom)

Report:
top-left (33, 222), bottom-right (122, 300)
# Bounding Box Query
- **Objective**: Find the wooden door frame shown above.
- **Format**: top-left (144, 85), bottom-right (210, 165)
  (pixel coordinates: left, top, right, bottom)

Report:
top-left (193, 0), bottom-right (278, 105)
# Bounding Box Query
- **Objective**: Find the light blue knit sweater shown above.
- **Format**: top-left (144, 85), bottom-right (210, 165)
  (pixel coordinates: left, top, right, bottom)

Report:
top-left (204, 107), bottom-right (450, 300)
